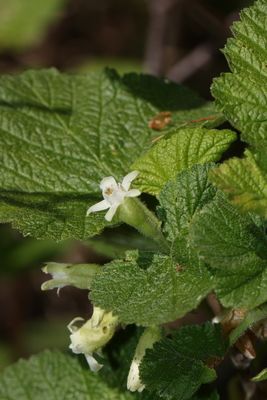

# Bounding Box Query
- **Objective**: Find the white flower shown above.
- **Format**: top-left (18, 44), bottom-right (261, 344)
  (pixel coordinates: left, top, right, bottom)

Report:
top-left (127, 325), bottom-right (162, 392)
top-left (87, 171), bottom-right (141, 221)
top-left (68, 307), bottom-right (119, 372)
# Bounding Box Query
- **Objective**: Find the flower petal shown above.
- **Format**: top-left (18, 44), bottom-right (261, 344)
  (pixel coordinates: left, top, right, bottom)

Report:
top-left (105, 203), bottom-right (119, 221)
top-left (86, 200), bottom-right (110, 216)
top-left (84, 353), bottom-right (104, 372)
top-left (100, 176), bottom-right (117, 190)
top-left (67, 317), bottom-right (84, 333)
top-left (124, 189), bottom-right (141, 198)
top-left (122, 171), bottom-right (139, 191)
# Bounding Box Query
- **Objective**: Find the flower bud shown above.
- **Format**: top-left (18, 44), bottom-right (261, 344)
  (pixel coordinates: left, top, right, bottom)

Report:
top-left (127, 325), bottom-right (162, 392)
top-left (41, 262), bottom-right (100, 294)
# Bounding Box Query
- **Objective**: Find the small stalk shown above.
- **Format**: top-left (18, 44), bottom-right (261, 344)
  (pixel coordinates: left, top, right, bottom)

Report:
top-left (117, 197), bottom-right (170, 254)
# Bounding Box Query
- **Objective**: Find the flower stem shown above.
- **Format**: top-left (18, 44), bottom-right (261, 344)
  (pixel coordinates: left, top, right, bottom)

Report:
top-left (117, 197), bottom-right (170, 254)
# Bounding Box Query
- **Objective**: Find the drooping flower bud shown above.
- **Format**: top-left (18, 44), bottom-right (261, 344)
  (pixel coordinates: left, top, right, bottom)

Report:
top-left (127, 325), bottom-right (162, 392)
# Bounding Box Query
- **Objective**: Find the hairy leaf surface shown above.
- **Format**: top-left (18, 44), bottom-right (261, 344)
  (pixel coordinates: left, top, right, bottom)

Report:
top-left (210, 150), bottom-right (267, 217)
top-left (0, 349), bottom-right (136, 400)
top-left (212, 0), bottom-right (267, 150)
top-left (158, 163), bottom-right (217, 241)
top-left (0, 68), bottom-right (219, 240)
top-left (132, 127), bottom-right (236, 197)
top-left (90, 246), bottom-right (213, 326)
top-left (189, 195), bottom-right (267, 308)
top-left (139, 322), bottom-right (224, 399)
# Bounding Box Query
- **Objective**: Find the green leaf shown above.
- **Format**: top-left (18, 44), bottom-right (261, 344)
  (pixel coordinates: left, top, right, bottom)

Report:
top-left (189, 194), bottom-right (267, 269)
top-left (131, 127), bottom-right (236, 197)
top-left (189, 195), bottom-right (267, 308)
top-left (251, 368), bottom-right (267, 382)
top-left (0, 349), bottom-right (136, 400)
top-left (139, 322), bottom-right (223, 400)
top-left (0, 0), bottom-right (67, 51)
top-left (0, 68), bottom-right (219, 241)
top-left (209, 150), bottom-right (267, 217)
top-left (211, 0), bottom-right (267, 150)
top-left (209, 253), bottom-right (267, 308)
top-left (158, 163), bottom-right (217, 241)
top-left (90, 246), bottom-right (213, 326)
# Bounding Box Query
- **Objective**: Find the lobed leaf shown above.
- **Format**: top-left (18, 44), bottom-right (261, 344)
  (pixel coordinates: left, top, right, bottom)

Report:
top-left (139, 322), bottom-right (223, 399)
top-left (131, 127), bottom-right (236, 197)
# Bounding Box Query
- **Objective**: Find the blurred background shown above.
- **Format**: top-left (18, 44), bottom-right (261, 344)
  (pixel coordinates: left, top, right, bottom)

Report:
top-left (0, 0), bottom-right (254, 396)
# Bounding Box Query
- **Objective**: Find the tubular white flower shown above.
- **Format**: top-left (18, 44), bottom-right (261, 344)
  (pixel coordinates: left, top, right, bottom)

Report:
top-left (86, 171), bottom-right (141, 221)
top-left (68, 307), bottom-right (119, 372)
top-left (127, 325), bottom-right (162, 392)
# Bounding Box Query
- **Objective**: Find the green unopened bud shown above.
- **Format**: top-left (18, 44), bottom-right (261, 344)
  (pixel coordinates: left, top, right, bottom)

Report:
top-left (68, 307), bottom-right (119, 372)
top-left (127, 325), bottom-right (162, 392)
top-left (41, 262), bottom-right (100, 294)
